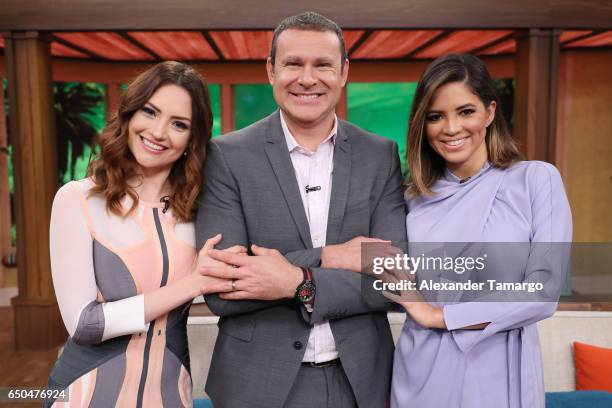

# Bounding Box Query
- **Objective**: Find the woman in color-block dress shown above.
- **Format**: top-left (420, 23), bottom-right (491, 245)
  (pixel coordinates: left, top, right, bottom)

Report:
top-left (45, 62), bottom-right (240, 407)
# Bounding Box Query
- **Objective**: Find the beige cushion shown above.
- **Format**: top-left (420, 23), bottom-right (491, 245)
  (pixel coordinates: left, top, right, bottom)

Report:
top-left (538, 311), bottom-right (612, 392)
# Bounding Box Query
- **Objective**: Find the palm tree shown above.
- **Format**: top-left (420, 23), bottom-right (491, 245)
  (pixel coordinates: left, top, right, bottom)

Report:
top-left (53, 82), bottom-right (105, 183)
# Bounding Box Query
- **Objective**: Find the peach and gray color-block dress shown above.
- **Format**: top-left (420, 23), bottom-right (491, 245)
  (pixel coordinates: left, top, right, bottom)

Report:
top-left (45, 178), bottom-right (197, 407)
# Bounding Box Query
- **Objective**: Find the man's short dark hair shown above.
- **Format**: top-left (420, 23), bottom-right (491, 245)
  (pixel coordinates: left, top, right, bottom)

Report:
top-left (270, 11), bottom-right (347, 70)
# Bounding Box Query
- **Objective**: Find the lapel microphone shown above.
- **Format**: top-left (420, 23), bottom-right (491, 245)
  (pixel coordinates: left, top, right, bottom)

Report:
top-left (459, 176), bottom-right (472, 184)
top-left (160, 196), bottom-right (171, 213)
top-left (305, 185), bottom-right (321, 193)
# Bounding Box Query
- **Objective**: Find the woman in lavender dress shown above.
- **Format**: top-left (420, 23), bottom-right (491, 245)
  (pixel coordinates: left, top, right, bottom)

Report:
top-left (388, 54), bottom-right (572, 407)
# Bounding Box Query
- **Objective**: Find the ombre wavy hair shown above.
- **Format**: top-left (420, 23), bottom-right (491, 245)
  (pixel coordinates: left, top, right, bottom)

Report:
top-left (88, 61), bottom-right (213, 222)
top-left (406, 54), bottom-right (521, 196)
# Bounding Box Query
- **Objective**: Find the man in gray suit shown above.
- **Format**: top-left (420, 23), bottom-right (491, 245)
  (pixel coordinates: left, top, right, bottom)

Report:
top-left (196, 12), bottom-right (407, 408)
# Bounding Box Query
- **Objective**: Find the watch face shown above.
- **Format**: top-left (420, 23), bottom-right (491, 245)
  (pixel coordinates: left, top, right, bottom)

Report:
top-left (297, 280), bottom-right (316, 303)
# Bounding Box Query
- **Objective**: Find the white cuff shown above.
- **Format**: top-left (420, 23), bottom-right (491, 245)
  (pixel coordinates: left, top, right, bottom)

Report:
top-left (101, 294), bottom-right (148, 341)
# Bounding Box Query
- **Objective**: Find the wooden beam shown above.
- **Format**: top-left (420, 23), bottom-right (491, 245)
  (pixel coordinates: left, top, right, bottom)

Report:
top-left (1, 0), bottom-right (610, 30)
top-left (49, 56), bottom-right (515, 85)
top-left (350, 56), bottom-right (515, 81)
top-left (105, 83), bottom-right (123, 121)
top-left (555, 52), bottom-right (570, 183)
top-left (557, 50), bottom-right (612, 242)
top-left (513, 29), bottom-right (560, 162)
top-left (337, 86), bottom-right (348, 120)
top-left (0, 55), bottom-right (9, 288)
top-left (0, 81), bottom-right (9, 287)
top-left (52, 59), bottom-right (152, 83)
top-left (4, 31), bottom-right (66, 349)
top-left (220, 83), bottom-right (234, 133)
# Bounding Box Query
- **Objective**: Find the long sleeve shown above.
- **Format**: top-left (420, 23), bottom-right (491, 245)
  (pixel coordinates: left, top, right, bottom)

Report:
top-left (198, 141), bottom-right (289, 317)
top-left (443, 162), bottom-right (572, 353)
top-left (308, 141), bottom-right (407, 324)
top-left (50, 181), bottom-right (147, 345)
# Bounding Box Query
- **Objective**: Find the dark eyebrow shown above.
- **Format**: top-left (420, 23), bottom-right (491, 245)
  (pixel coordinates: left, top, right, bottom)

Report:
top-left (427, 103), bottom-right (477, 114)
top-left (456, 104), bottom-right (476, 110)
top-left (146, 101), bottom-right (160, 112)
top-left (172, 115), bottom-right (191, 122)
top-left (146, 101), bottom-right (191, 122)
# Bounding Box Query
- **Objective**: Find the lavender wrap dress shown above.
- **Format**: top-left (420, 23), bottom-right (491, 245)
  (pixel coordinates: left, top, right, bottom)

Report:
top-left (393, 161), bottom-right (572, 408)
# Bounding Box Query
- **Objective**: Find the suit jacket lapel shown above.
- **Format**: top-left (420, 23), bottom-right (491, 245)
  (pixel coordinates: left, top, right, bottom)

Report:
top-left (326, 123), bottom-right (351, 245)
top-left (263, 112), bottom-right (313, 248)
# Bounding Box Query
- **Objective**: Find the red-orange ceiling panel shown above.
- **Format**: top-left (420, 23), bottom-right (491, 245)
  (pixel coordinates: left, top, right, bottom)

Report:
top-left (342, 30), bottom-right (365, 53)
top-left (54, 32), bottom-right (154, 60)
top-left (560, 30), bottom-right (593, 44)
top-left (476, 38), bottom-right (516, 56)
top-left (351, 30), bottom-right (444, 59)
top-left (565, 31), bottom-right (612, 47)
top-left (415, 30), bottom-right (513, 59)
top-left (0, 37), bottom-right (3, 48)
top-left (51, 41), bottom-right (89, 58)
top-left (209, 31), bottom-right (273, 60)
top-left (128, 32), bottom-right (217, 60)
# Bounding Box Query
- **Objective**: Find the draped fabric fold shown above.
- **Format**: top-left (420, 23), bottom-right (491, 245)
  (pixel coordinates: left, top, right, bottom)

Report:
top-left (392, 161), bottom-right (572, 408)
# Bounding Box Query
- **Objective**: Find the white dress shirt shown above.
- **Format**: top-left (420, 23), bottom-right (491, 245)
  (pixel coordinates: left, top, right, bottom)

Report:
top-left (280, 111), bottom-right (339, 363)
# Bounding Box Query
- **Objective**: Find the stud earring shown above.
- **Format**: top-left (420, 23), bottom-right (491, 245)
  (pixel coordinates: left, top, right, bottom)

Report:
top-left (183, 151), bottom-right (188, 156)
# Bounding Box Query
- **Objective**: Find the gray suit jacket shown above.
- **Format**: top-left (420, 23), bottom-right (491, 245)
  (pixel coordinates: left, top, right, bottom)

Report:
top-left (196, 111), bottom-right (407, 408)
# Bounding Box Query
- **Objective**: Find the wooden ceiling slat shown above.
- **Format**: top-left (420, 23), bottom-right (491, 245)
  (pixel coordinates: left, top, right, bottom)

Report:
top-left (342, 30), bottom-right (366, 54)
top-left (476, 38), bottom-right (516, 56)
top-left (347, 30), bottom-right (372, 57)
top-left (560, 30), bottom-right (593, 44)
top-left (54, 32), bottom-right (154, 60)
top-left (232, 32), bottom-right (249, 59)
top-left (129, 32), bottom-right (218, 60)
top-left (564, 30), bottom-right (612, 47)
top-left (244, 31), bottom-right (273, 60)
top-left (201, 31), bottom-right (224, 60)
top-left (470, 32), bottom-right (515, 55)
top-left (415, 30), bottom-right (513, 58)
top-left (210, 31), bottom-right (237, 60)
top-left (209, 31), bottom-right (272, 60)
top-left (51, 34), bottom-right (105, 59)
top-left (51, 41), bottom-right (89, 58)
top-left (118, 32), bottom-right (161, 60)
top-left (351, 30), bottom-right (444, 59)
top-left (406, 31), bottom-right (452, 59)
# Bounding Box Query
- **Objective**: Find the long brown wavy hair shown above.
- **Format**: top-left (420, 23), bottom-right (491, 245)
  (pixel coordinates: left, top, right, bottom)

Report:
top-left (406, 54), bottom-right (521, 196)
top-left (88, 61), bottom-right (213, 221)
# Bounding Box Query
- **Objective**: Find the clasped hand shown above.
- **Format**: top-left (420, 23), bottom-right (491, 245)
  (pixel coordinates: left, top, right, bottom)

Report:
top-left (194, 233), bottom-right (247, 296)
top-left (200, 243), bottom-right (303, 301)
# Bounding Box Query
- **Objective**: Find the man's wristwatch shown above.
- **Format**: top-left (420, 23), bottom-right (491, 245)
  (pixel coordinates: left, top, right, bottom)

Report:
top-left (295, 267), bottom-right (316, 304)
